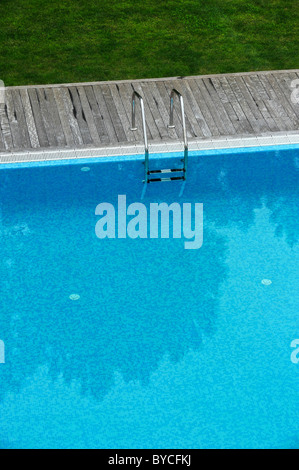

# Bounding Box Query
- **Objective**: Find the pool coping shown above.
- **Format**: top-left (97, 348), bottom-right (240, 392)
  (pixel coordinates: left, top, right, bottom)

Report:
top-left (1, 131), bottom-right (299, 165)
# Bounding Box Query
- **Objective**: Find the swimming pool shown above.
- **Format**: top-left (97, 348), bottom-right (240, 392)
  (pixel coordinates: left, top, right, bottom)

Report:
top-left (0, 144), bottom-right (298, 449)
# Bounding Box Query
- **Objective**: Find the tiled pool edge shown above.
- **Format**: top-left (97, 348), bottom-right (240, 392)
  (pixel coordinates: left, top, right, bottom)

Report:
top-left (1, 132), bottom-right (299, 166)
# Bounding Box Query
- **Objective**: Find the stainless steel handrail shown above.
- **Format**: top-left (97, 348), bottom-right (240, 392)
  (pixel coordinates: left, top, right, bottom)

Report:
top-left (168, 89), bottom-right (188, 176)
top-left (131, 91), bottom-right (149, 183)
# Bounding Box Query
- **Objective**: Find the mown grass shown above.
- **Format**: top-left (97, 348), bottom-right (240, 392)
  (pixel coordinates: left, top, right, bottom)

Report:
top-left (0, 0), bottom-right (298, 85)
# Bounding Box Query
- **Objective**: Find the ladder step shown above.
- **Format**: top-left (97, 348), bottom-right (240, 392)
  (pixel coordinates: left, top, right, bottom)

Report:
top-left (148, 168), bottom-right (184, 175)
top-left (148, 176), bottom-right (185, 183)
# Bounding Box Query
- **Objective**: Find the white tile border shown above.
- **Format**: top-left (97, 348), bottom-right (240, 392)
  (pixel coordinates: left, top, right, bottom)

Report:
top-left (1, 133), bottom-right (299, 164)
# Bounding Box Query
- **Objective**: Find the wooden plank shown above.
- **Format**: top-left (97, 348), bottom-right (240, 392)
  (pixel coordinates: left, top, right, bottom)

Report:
top-left (258, 74), bottom-right (290, 117)
top-left (0, 104), bottom-right (12, 151)
top-left (248, 74), bottom-right (271, 100)
top-left (257, 75), bottom-right (294, 131)
top-left (195, 78), bottom-right (235, 135)
top-left (140, 81), bottom-right (170, 140)
top-left (44, 88), bottom-right (67, 147)
top-left (211, 77), bottom-right (252, 134)
top-left (255, 73), bottom-right (294, 132)
top-left (93, 84), bottom-right (118, 143)
top-left (129, 81), bottom-right (159, 141)
top-left (242, 76), bottom-right (279, 132)
top-left (227, 76), bottom-right (269, 133)
top-left (27, 88), bottom-right (49, 147)
top-left (53, 88), bottom-right (76, 147)
top-left (147, 81), bottom-right (179, 139)
top-left (68, 87), bottom-right (92, 145)
top-left (249, 74), bottom-right (292, 131)
top-left (36, 88), bottom-right (58, 147)
top-left (264, 100), bottom-right (291, 131)
top-left (4, 89), bottom-right (20, 149)
top-left (214, 77), bottom-right (254, 133)
top-left (170, 79), bottom-right (205, 138)
top-left (181, 80), bottom-right (213, 137)
top-left (116, 82), bottom-right (141, 142)
top-left (77, 86), bottom-right (102, 146)
top-left (19, 89), bottom-right (40, 148)
top-left (164, 80), bottom-right (196, 139)
top-left (108, 83), bottom-right (135, 143)
top-left (192, 78), bottom-right (225, 135)
top-left (83, 85), bottom-right (110, 145)
top-left (201, 78), bottom-right (237, 135)
top-left (162, 81), bottom-right (194, 139)
top-left (185, 79), bottom-right (220, 136)
top-left (10, 90), bottom-right (31, 149)
top-left (264, 74), bottom-right (299, 127)
top-left (100, 84), bottom-right (127, 143)
top-left (234, 76), bottom-right (265, 121)
top-left (233, 76), bottom-right (271, 132)
top-left (59, 87), bottom-right (84, 146)
top-left (155, 80), bottom-right (185, 139)
top-left (4, 89), bottom-right (22, 148)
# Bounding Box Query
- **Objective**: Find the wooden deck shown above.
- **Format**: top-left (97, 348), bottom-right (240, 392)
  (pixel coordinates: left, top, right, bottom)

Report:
top-left (0, 69), bottom-right (299, 155)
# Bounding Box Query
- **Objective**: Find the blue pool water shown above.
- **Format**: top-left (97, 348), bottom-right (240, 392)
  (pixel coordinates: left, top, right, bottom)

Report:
top-left (0, 145), bottom-right (298, 449)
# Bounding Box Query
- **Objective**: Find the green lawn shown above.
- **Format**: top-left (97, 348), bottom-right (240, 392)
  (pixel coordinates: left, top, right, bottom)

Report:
top-left (1, 0), bottom-right (298, 86)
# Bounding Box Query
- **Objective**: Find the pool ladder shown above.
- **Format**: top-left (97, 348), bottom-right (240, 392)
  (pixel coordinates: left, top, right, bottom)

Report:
top-left (131, 89), bottom-right (188, 184)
